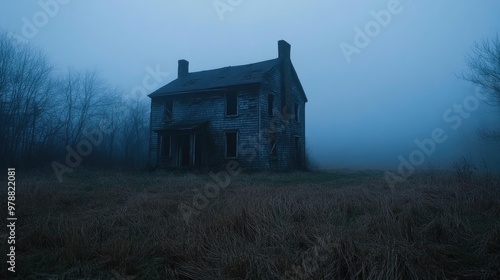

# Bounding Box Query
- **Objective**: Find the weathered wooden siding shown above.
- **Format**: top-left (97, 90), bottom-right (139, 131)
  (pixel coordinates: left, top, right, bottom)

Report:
top-left (149, 50), bottom-right (306, 171)
top-left (259, 66), bottom-right (281, 170)
top-left (259, 61), bottom-right (307, 171)
top-left (149, 85), bottom-right (261, 169)
top-left (291, 71), bottom-right (307, 169)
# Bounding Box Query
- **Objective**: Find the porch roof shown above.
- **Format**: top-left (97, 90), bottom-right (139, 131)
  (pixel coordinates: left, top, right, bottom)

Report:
top-left (153, 121), bottom-right (208, 133)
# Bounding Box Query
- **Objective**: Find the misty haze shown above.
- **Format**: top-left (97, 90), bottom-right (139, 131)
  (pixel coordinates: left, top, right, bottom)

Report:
top-left (1, 1), bottom-right (500, 279)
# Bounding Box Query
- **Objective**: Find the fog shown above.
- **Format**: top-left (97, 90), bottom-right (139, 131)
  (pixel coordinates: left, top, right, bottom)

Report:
top-left (1, 0), bottom-right (499, 170)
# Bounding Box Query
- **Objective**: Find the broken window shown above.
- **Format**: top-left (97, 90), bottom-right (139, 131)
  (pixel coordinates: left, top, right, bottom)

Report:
top-left (226, 92), bottom-right (237, 116)
top-left (164, 99), bottom-right (173, 121)
top-left (225, 131), bottom-right (237, 158)
top-left (268, 94), bottom-right (274, 116)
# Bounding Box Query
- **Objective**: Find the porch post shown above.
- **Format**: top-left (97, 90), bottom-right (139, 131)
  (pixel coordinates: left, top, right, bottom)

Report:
top-left (191, 133), bottom-right (196, 166)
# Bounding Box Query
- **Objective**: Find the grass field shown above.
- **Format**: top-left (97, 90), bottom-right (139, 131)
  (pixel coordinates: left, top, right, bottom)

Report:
top-left (2, 168), bottom-right (500, 279)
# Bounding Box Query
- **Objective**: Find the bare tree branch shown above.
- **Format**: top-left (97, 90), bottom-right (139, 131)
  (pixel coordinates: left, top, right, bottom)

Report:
top-left (461, 34), bottom-right (500, 142)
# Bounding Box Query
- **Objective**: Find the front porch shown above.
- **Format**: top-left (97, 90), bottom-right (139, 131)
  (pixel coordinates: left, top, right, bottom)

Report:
top-left (154, 121), bottom-right (208, 168)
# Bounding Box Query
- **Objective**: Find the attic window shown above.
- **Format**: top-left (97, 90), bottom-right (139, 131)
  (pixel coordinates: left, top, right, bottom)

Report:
top-left (226, 92), bottom-right (238, 116)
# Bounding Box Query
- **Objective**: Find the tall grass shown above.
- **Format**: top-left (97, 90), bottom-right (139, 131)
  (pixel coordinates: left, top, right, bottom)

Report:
top-left (2, 169), bottom-right (499, 279)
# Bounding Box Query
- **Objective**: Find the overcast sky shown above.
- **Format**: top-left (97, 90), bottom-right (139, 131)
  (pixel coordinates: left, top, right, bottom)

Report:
top-left (1, 0), bottom-right (500, 170)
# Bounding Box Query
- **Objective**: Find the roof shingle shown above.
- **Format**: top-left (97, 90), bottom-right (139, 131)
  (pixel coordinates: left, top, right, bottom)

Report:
top-left (148, 58), bottom-right (279, 97)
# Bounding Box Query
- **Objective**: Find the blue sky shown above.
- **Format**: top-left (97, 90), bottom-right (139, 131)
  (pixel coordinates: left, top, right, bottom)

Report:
top-left (1, 0), bottom-right (499, 170)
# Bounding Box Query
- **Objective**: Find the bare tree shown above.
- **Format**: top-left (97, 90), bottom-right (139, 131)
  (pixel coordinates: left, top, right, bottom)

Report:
top-left (99, 87), bottom-right (124, 162)
top-left (0, 32), bottom-right (55, 165)
top-left (0, 31), bottom-right (151, 168)
top-left (119, 95), bottom-right (150, 167)
top-left (0, 33), bottom-right (16, 163)
top-left (56, 68), bottom-right (113, 147)
top-left (462, 34), bottom-right (500, 141)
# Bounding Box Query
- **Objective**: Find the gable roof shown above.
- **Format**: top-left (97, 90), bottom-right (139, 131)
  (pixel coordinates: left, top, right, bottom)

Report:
top-left (290, 64), bottom-right (308, 102)
top-left (149, 58), bottom-right (280, 97)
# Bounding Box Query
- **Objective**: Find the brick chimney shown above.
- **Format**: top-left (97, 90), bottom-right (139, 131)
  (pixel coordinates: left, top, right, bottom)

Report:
top-left (278, 40), bottom-right (292, 119)
top-left (278, 40), bottom-right (291, 59)
top-left (178, 59), bottom-right (189, 78)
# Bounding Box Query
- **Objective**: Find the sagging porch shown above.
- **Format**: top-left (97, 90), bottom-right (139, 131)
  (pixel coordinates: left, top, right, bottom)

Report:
top-left (154, 121), bottom-right (208, 168)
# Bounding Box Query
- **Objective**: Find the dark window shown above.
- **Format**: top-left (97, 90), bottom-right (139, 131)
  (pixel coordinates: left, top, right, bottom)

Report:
top-left (294, 136), bottom-right (300, 154)
top-left (226, 92), bottom-right (237, 116)
top-left (294, 135), bottom-right (302, 167)
top-left (164, 99), bottom-right (173, 121)
top-left (269, 132), bottom-right (277, 157)
top-left (268, 94), bottom-right (274, 116)
top-left (225, 132), bottom-right (237, 158)
top-left (161, 135), bottom-right (171, 157)
top-left (294, 103), bottom-right (299, 122)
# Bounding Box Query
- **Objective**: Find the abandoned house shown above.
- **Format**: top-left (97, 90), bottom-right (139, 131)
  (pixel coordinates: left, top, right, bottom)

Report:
top-left (148, 40), bottom-right (307, 170)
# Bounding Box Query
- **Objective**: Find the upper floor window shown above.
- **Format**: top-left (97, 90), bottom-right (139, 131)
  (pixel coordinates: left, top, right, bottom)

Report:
top-left (164, 99), bottom-right (173, 121)
top-left (268, 94), bottom-right (274, 116)
top-left (226, 92), bottom-right (238, 116)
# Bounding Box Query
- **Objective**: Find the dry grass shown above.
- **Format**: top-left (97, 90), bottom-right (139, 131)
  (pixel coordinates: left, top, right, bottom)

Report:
top-left (1, 168), bottom-right (499, 279)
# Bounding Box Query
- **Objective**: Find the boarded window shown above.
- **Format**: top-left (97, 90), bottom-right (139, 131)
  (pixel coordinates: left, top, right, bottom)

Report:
top-left (226, 92), bottom-right (237, 116)
top-left (269, 132), bottom-right (277, 157)
top-left (225, 132), bottom-right (237, 158)
top-left (161, 135), bottom-right (171, 157)
top-left (164, 99), bottom-right (173, 121)
top-left (294, 103), bottom-right (299, 122)
top-left (268, 94), bottom-right (274, 116)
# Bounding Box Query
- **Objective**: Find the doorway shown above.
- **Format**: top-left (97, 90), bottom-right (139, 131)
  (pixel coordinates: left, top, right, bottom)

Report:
top-left (178, 134), bottom-right (191, 167)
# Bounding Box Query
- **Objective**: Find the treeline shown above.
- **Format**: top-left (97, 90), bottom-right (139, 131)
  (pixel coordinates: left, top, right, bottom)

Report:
top-left (0, 32), bottom-right (150, 170)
